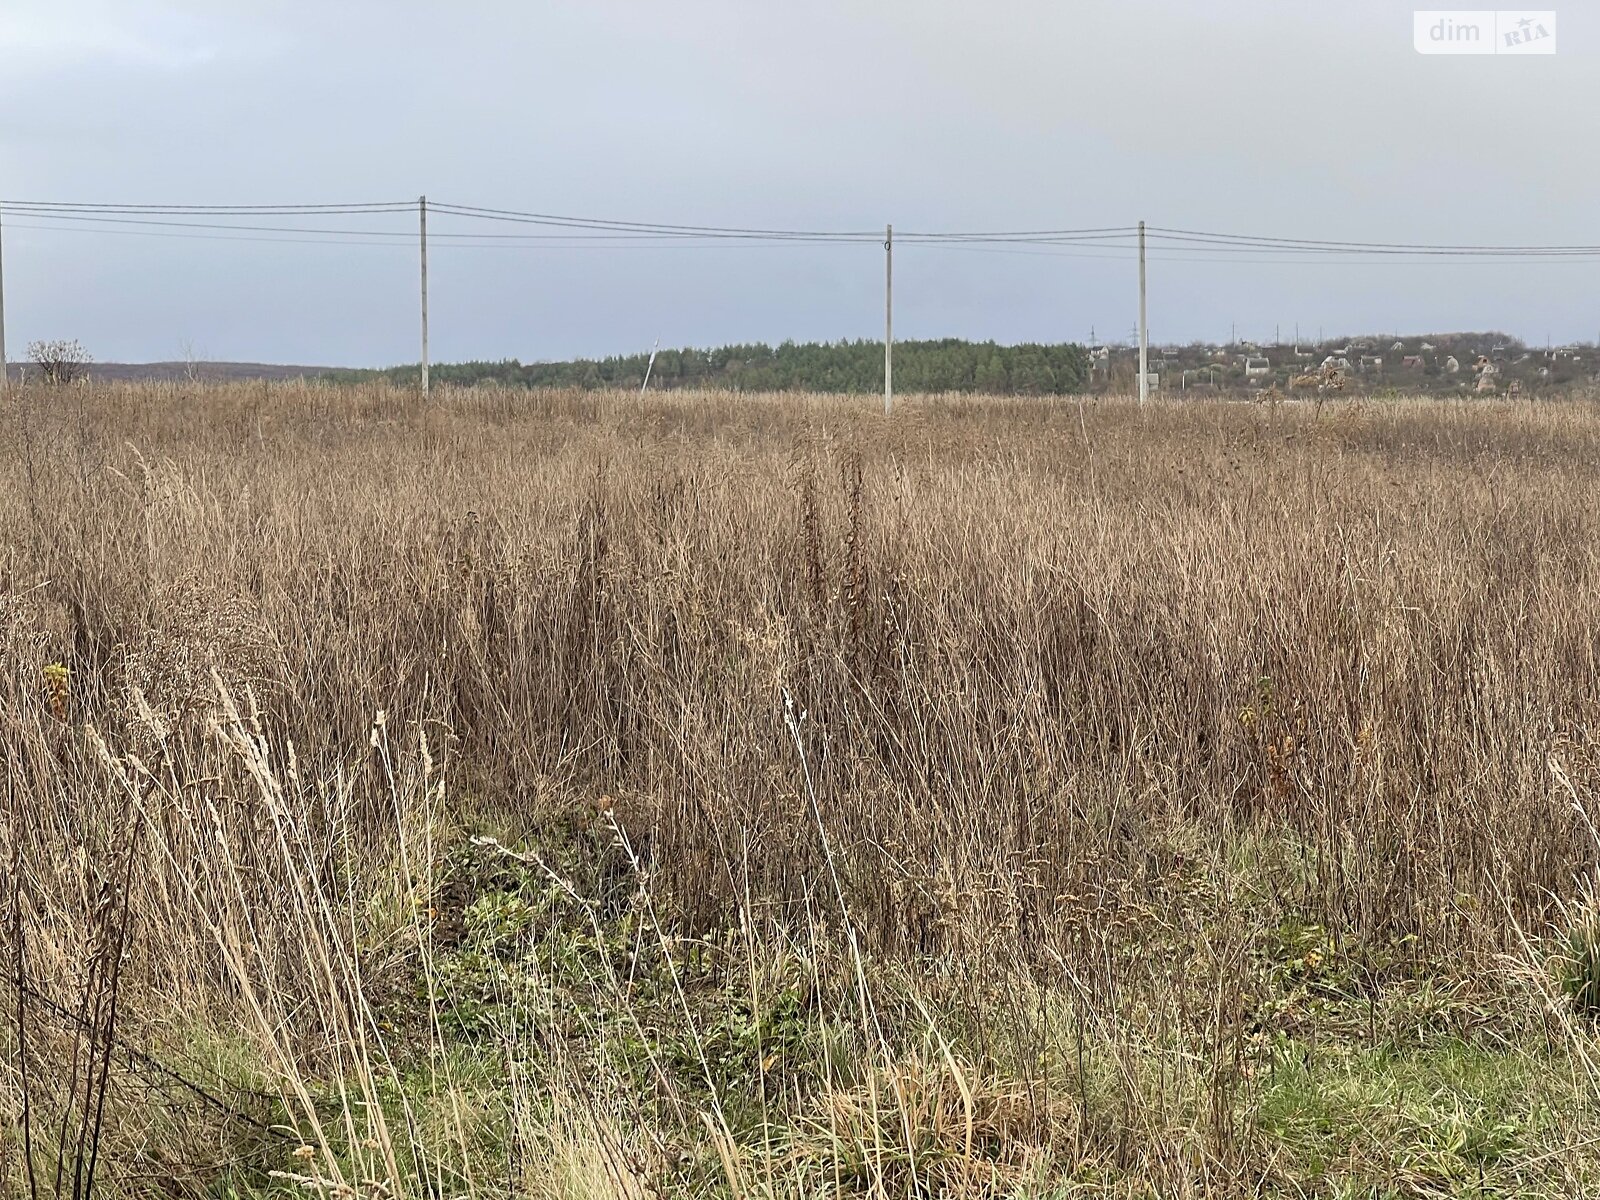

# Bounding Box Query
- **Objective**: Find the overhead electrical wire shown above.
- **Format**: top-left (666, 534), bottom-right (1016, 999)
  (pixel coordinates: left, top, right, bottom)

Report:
top-left (427, 203), bottom-right (1141, 245)
top-left (898, 227), bottom-right (1136, 243)
top-left (428, 202), bottom-right (883, 243)
top-left (1144, 225), bottom-right (1600, 258)
top-left (3, 199), bottom-right (1599, 261)
top-left (0, 200), bottom-right (414, 215)
top-left (2, 204), bottom-right (1134, 250)
top-left (0, 221), bottom-right (420, 248)
top-left (0, 222), bottom-right (904, 251)
top-left (2, 215), bottom-right (887, 249)
top-left (1, 203), bottom-right (877, 246)
top-left (6, 211), bottom-right (421, 238)
top-left (910, 242), bottom-right (1600, 266)
top-left (16, 220), bottom-right (1592, 263)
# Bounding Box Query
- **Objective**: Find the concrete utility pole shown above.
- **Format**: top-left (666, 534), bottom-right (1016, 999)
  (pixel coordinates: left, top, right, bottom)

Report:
top-left (0, 203), bottom-right (8, 390)
top-left (640, 338), bottom-right (660, 397)
top-left (884, 223), bottom-right (893, 416)
top-left (1137, 220), bottom-right (1148, 406)
top-left (419, 195), bottom-right (430, 397)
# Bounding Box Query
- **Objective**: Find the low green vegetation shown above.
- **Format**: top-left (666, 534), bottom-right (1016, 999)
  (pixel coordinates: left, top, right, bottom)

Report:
top-left (195, 816), bottom-right (1600, 1198)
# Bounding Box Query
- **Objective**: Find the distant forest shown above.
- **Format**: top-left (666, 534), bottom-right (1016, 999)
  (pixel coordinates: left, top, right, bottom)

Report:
top-left (327, 338), bottom-right (1090, 395)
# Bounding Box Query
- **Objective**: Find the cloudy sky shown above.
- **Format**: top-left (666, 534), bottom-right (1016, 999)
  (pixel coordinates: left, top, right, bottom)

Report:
top-left (2, 1), bottom-right (1596, 365)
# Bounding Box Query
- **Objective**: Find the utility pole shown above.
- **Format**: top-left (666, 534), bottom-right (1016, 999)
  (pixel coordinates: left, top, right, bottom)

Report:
top-left (640, 338), bottom-right (660, 397)
top-left (884, 223), bottom-right (893, 416)
top-left (0, 202), bottom-right (7, 390)
top-left (419, 195), bottom-right (430, 397)
top-left (1137, 220), bottom-right (1148, 406)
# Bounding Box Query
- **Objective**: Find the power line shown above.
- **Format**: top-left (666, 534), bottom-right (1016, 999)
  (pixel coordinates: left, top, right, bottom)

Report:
top-left (1, 200), bottom-right (412, 215)
top-left (6, 212), bottom-right (422, 238)
top-left (6, 206), bottom-right (883, 246)
top-left (7, 197), bottom-right (1600, 283)
top-left (1150, 224), bottom-right (1600, 252)
top-left (432, 204), bottom-right (1144, 245)
top-left (7, 198), bottom-right (893, 243)
top-left (11, 215), bottom-right (1600, 264)
top-left (910, 242), bottom-right (1600, 266)
top-left (897, 227), bottom-right (1137, 242)
top-left (7, 210), bottom-right (870, 247)
top-left (7, 208), bottom-right (1115, 249)
top-left (2, 220), bottom-right (894, 252)
top-left (7, 200), bottom-right (1600, 258)
top-left (2, 222), bottom-right (421, 248)
top-left (4, 224), bottom-right (403, 247)
top-left (428, 202), bottom-right (881, 242)
top-left (1146, 225), bottom-right (1600, 257)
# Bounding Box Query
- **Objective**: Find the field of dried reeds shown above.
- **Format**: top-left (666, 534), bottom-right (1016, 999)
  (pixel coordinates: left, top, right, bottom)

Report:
top-left (4, 380), bottom-right (1600, 1198)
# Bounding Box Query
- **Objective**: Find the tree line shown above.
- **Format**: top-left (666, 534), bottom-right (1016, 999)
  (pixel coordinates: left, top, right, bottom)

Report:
top-left (326, 338), bottom-right (1089, 395)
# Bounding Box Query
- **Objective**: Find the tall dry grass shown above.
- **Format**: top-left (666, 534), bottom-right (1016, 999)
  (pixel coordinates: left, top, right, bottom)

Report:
top-left (3, 380), bottom-right (1600, 1197)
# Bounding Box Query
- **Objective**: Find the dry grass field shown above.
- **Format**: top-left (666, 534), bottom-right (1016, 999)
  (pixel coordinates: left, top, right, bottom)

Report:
top-left (5, 380), bottom-right (1600, 1198)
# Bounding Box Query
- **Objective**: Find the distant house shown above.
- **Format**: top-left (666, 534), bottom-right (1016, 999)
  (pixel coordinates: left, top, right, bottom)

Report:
top-left (1420, 341), bottom-right (1437, 352)
top-left (1391, 340), bottom-right (1405, 353)
top-left (1402, 355), bottom-right (1425, 369)
top-left (1244, 357), bottom-right (1271, 379)
top-left (1321, 355), bottom-right (1352, 370)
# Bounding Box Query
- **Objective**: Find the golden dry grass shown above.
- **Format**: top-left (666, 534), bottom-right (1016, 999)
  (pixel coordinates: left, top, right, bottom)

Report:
top-left (4, 380), bottom-right (1600, 1197)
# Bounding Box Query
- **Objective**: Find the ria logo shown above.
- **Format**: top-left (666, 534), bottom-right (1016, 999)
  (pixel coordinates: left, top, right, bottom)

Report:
top-left (1414, 10), bottom-right (1556, 54)
top-left (1502, 12), bottom-right (1555, 46)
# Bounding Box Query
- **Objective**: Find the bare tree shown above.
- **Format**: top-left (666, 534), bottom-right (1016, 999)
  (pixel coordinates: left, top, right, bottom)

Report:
top-left (179, 338), bottom-right (206, 386)
top-left (27, 339), bottom-right (93, 385)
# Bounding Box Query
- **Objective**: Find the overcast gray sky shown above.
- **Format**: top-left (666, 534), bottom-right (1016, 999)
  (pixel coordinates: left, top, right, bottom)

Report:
top-left (2, 1), bottom-right (1597, 365)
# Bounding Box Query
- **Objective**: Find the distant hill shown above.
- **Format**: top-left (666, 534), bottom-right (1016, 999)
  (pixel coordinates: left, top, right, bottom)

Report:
top-left (8, 329), bottom-right (1592, 394)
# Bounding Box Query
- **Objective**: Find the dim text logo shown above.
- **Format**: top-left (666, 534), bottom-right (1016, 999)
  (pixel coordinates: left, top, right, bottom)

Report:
top-left (1414, 10), bottom-right (1556, 53)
